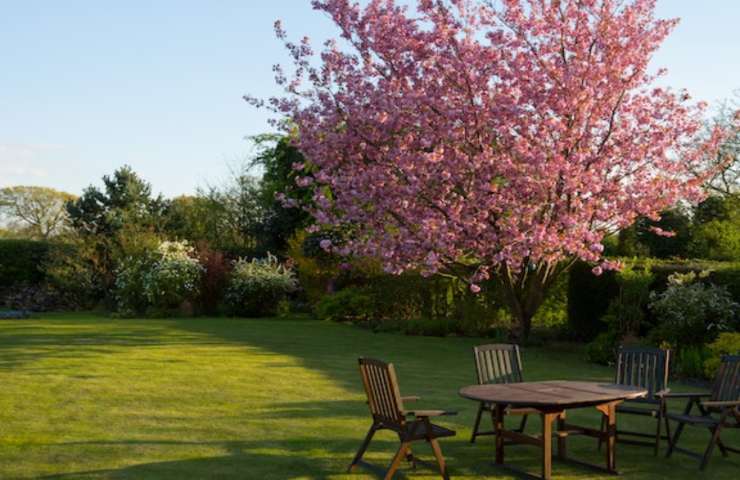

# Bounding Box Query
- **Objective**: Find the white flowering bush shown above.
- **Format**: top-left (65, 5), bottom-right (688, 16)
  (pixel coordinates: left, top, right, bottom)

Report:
top-left (115, 240), bottom-right (203, 316)
top-left (224, 253), bottom-right (298, 317)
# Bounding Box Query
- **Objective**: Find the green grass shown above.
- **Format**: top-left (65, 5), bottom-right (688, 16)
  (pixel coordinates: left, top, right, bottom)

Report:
top-left (0, 313), bottom-right (737, 479)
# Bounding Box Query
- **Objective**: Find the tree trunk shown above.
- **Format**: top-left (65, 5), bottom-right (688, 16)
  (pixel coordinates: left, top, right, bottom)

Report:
top-left (497, 261), bottom-right (572, 342)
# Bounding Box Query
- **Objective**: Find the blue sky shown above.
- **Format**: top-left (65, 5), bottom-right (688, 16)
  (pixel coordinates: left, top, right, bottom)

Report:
top-left (1, 0), bottom-right (738, 198)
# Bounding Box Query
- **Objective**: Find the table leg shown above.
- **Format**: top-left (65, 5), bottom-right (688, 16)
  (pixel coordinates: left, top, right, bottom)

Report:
top-left (494, 403), bottom-right (505, 464)
top-left (541, 412), bottom-right (557, 480)
top-left (605, 402), bottom-right (617, 472)
top-left (557, 412), bottom-right (567, 460)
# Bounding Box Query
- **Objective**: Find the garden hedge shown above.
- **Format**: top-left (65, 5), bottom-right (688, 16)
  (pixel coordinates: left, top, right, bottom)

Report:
top-left (0, 239), bottom-right (52, 289)
top-left (567, 259), bottom-right (740, 341)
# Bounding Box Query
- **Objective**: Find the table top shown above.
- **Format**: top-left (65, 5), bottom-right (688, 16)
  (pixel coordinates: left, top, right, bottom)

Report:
top-left (459, 381), bottom-right (647, 409)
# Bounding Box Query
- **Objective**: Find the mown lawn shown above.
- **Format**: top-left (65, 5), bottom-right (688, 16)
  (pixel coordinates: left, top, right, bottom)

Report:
top-left (0, 314), bottom-right (737, 479)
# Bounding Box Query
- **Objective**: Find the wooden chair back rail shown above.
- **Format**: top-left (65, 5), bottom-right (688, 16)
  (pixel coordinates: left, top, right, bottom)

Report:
top-left (615, 346), bottom-right (669, 400)
top-left (358, 358), bottom-right (404, 425)
top-left (473, 344), bottom-right (524, 385)
top-left (711, 355), bottom-right (740, 403)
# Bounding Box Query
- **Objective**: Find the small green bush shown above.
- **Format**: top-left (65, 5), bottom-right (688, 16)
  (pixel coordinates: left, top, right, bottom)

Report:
top-left (314, 287), bottom-right (373, 323)
top-left (585, 329), bottom-right (620, 365)
top-left (704, 333), bottom-right (740, 379)
top-left (674, 346), bottom-right (710, 379)
top-left (224, 254), bottom-right (298, 317)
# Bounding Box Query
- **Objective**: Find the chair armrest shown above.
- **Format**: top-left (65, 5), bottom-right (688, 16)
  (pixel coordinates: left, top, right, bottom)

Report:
top-left (663, 392), bottom-right (710, 399)
top-left (701, 400), bottom-right (740, 408)
top-left (655, 388), bottom-right (671, 398)
top-left (402, 396), bottom-right (421, 403)
top-left (404, 409), bottom-right (457, 418)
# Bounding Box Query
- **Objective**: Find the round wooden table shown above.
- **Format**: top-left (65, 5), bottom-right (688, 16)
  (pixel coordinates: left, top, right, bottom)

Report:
top-left (459, 381), bottom-right (647, 480)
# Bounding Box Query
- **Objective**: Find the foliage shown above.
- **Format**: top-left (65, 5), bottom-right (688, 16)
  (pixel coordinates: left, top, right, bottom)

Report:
top-left (648, 272), bottom-right (738, 351)
top-left (66, 165), bottom-right (167, 236)
top-left (43, 240), bottom-right (105, 308)
top-left (249, 135), bottom-right (313, 256)
top-left (585, 329), bottom-right (621, 366)
top-left (567, 262), bottom-right (619, 341)
top-left (114, 240), bottom-right (202, 316)
top-left (674, 346), bottom-right (711, 379)
top-left (626, 209), bottom-right (693, 259)
top-left (704, 333), bottom-right (740, 379)
top-left (0, 239), bottom-right (51, 289)
top-left (606, 262), bottom-right (655, 337)
top-left (252, 0), bottom-right (733, 340)
top-left (286, 231), bottom-right (339, 304)
top-left (196, 244), bottom-right (230, 315)
top-left (314, 287), bottom-right (373, 324)
top-left (224, 254), bottom-right (298, 317)
top-left (689, 195), bottom-right (740, 261)
top-left (142, 241), bottom-right (203, 314)
top-left (0, 186), bottom-right (76, 239)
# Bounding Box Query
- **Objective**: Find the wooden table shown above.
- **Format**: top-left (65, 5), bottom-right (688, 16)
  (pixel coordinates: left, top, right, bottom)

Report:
top-left (459, 381), bottom-right (647, 479)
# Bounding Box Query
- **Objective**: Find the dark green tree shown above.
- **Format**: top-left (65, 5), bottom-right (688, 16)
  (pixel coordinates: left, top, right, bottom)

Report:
top-left (66, 165), bottom-right (167, 236)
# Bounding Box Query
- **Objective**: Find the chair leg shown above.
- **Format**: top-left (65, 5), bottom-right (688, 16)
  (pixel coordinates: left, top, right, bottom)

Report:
top-left (518, 414), bottom-right (529, 433)
top-left (470, 403), bottom-right (484, 443)
top-left (700, 424), bottom-right (724, 471)
top-left (348, 424), bottom-right (377, 472)
top-left (655, 409), bottom-right (663, 456)
top-left (385, 442), bottom-right (410, 480)
top-left (429, 438), bottom-right (450, 480)
top-left (666, 421), bottom-right (685, 458)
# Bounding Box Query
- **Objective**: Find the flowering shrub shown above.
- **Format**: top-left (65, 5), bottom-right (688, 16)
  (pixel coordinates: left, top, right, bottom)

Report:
top-left (143, 241), bottom-right (203, 312)
top-left (224, 253), bottom-right (298, 317)
top-left (648, 272), bottom-right (738, 350)
top-left (115, 240), bottom-right (202, 316)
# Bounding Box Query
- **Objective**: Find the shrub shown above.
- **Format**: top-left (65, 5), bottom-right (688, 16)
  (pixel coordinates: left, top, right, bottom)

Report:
top-left (196, 244), bottom-right (230, 314)
top-left (567, 261), bottom-right (619, 341)
top-left (314, 287), bottom-right (373, 324)
top-left (143, 241), bottom-right (203, 314)
top-left (585, 329), bottom-right (620, 365)
top-left (0, 239), bottom-right (51, 289)
top-left (704, 333), bottom-right (740, 379)
top-left (224, 253), bottom-right (298, 317)
top-left (648, 272), bottom-right (738, 351)
top-left (114, 240), bottom-right (202, 316)
top-left (43, 240), bottom-right (105, 308)
top-left (674, 346), bottom-right (710, 379)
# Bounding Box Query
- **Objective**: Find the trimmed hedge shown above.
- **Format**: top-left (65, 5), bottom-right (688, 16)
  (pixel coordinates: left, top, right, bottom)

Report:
top-left (568, 260), bottom-right (740, 341)
top-left (0, 239), bottom-right (51, 289)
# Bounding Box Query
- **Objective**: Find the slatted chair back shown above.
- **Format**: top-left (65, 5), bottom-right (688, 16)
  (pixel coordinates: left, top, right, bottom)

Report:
top-left (357, 357), bottom-right (405, 426)
top-left (473, 344), bottom-right (524, 385)
top-left (615, 346), bottom-right (670, 401)
top-left (710, 355), bottom-right (740, 404)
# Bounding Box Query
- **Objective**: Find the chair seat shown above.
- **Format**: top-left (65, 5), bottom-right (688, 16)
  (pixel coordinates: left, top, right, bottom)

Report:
top-left (403, 420), bottom-right (457, 441)
top-left (666, 412), bottom-right (720, 426)
top-left (617, 404), bottom-right (660, 417)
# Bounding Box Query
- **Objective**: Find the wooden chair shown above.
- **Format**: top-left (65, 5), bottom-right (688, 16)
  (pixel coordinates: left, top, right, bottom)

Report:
top-left (470, 344), bottom-right (532, 443)
top-left (598, 346), bottom-right (671, 455)
top-left (665, 354), bottom-right (740, 470)
top-left (348, 357), bottom-right (457, 479)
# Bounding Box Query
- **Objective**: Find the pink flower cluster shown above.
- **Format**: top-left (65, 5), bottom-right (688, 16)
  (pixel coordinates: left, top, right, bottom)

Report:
top-left (252, 0), bottom-right (731, 281)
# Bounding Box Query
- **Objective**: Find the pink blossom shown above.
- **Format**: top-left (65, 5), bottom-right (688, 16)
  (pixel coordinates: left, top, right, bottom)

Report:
top-left (592, 266), bottom-right (603, 276)
top-left (253, 0), bottom-right (729, 285)
top-left (319, 239), bottom-right (332, 251)
top-left (470, 284), bottom-right (481, 294)
top-left (649, 226), bottom-right (677, 238)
